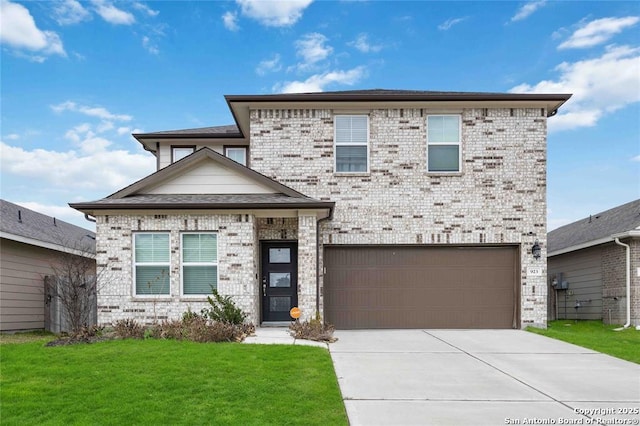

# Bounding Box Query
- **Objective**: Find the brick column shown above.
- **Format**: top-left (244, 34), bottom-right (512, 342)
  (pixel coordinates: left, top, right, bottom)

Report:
top-left (297, 213), bottom-right (318, 321)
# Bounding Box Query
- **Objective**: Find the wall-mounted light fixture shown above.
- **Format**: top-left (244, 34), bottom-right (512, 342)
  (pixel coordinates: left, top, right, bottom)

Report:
top-left (532, 240), bottom-right (541, 260)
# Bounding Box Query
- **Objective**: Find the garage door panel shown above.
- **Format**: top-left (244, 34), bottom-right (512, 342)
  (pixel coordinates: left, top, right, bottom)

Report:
top-left (324, 246), bottom-right (518, 329)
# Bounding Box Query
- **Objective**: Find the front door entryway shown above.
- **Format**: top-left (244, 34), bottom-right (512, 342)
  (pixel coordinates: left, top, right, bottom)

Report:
top-left (261, 241), bottom-right (298, 322)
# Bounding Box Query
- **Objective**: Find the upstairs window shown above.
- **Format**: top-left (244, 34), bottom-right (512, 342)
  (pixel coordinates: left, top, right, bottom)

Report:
top-left (335, 115), bottom-right (368, 173)
top-left (172, 146), bottom-right (195, 162)
top-left (181, 233), bottom-right (218, 296)
top-left (427, 115), bottom-right (461, 173)
top-left (134, 233), bottom-right (170, 296)
top-left (225, 146), bottom-right (247, 166)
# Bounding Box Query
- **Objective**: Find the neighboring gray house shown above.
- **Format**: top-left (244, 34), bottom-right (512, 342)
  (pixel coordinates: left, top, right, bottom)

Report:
top-left (0, 200), bottom-right (96, 332)
top-left (71, 89), bottom-right (571, 329)
top-left (547, 199), bottom-right (640, 325)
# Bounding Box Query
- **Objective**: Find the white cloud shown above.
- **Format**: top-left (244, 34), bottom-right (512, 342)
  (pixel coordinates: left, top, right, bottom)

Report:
top-left (510, 0), bottom-right (546, 23)
top-left (90, 0), bottom-right (135, 25)
top-left (5, 133), bottom-right (20, 140)
top-left (510, 45), bottom-right (640, 132)
top-left (132, 2), bottom-right (159, 17)
top-left (0, 0), bottom-right (66, 58)
top-left (558, 16), bottom-right (640, 50)
top-left (96, 121), bottom-right (114, 133)
top-left (117, 127), bottom-right (131, 135)
top-left (237, 0), bottom-right (313, 27)
top-left (53, 0), bottom-right (92, 25)
top-left (293, 33), bottom-right (332, 71)
top-left (142, 36), bottom-right (159, 54)
top-left (64, 123), bottom-right (92, 143)
top-left (275, 66), bottom-right (367, 93)
top-left (222, 11), bottom-right (239, 31)
top-left (348, 33), bottom-right (383, 53)
top-left (51, 101), bottom-right (132, 121)
top-left (631, 155), bottom-right (640, 162)
top-left (0, 140), bottom-right (154, 191)
top-left (438, 17), bottom-right (467, 31)
top-left (256, 54), bottom-right (282, 75)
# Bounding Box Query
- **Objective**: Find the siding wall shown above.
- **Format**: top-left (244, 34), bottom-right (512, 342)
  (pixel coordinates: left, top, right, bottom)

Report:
top-left (548, 245), bottom-right (603, 321)
top-left (603, 238), bottom-right (640, 325)
top-left (1, 239), bottom-right (53, 330)
top-left (548, 238), bottom-right (640, 326)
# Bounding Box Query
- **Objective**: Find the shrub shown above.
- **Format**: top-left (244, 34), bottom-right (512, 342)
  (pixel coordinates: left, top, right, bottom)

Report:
top-left (150, 319), bottom-right (186, 340)
top-left (113, 319), bottom-right (145, 339)
top-left (289, 319), bottom-right (337, 343)
top-left (151, 314), bottom-right (255, 343)
top-left (45, 325), bottom-right (105, 346)
top-left (201, 289), bottom-right (248, 325)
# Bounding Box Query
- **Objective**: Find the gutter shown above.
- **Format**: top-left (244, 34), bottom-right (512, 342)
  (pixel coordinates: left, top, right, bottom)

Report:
top-left (613, 237), bottom-right (632, 330)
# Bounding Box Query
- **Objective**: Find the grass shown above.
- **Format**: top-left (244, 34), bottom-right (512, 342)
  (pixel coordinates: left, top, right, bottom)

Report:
top-left (0, 330), bottom-right (56, 345)
top-left (527, 320), bottom-right (640, 364)
top-left (0, 339), bottom-right (348, 425)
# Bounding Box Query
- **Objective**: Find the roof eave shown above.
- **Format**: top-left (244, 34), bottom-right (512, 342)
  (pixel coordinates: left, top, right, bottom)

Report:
top-left (0, 231), bottom-right (96, 259)
top-left (548, 230), bottom-right (640, 257)
top-left (226, 92), bottom-right (572, 139)
top-left (69, 201), bottom-right (335, 219)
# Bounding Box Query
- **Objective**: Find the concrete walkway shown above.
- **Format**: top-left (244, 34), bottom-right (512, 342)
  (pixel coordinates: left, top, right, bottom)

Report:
top-left (243, 326), bottom-right (328, 348)
top-left (330, 329), bottom-right (640, 425)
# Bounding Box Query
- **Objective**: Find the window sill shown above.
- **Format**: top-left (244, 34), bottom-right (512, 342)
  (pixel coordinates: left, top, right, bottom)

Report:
top-left (426, 171), bottom-right (463, 177)
top-left (333, 172), bottom-right (371, 177)
top-left (132, 296), bottom-right (172, 302)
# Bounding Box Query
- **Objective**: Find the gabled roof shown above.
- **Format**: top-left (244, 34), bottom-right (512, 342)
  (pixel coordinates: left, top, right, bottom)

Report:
top-left (548, 199), bottom-right (640, 256)
top-left (0, 199), bottom-right (95, 257)
top-left (133, 88), bottom-right (572, 152)
top-left (69, 148), bottom-right (334, 215)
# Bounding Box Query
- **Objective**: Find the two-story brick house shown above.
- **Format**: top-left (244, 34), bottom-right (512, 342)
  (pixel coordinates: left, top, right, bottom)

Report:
top-left (70, 89), bottom-right (571, 329)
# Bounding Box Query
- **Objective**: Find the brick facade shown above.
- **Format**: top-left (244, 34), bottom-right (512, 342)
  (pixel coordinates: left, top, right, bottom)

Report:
top-left (248, 107), bottom-right (548, 327)
top-left (94, 106), bottom-right (551, 328)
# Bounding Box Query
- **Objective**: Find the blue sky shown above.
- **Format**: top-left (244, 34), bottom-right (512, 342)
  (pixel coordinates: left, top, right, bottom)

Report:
top-left (1, 0), bottom-right (639, 232)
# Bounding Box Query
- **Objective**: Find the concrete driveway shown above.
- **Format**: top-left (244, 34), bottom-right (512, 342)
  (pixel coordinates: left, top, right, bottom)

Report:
top-left (330, 330), bottom-right (640, 425)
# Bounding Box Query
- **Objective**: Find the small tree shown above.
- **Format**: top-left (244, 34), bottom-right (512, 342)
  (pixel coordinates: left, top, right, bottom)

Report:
top-left (46, 240), bottom-right (101, 335)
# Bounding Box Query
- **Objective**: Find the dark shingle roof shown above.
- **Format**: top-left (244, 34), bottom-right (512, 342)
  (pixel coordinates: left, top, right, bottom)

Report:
top-left (134, 124), bottom-right (240, 138)
top-left (0, 199), bottom-right (95, 254)
top-left (71, 193), bottom-right (333, 209)
top-left (548, 199), bottom-right (640, 254)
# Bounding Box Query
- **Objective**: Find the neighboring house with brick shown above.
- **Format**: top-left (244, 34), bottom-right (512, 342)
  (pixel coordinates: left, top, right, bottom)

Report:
top-left (70, 89), bottom-right (571, 329)
top-left (547, 199), bottom-right (640, 326)
top-left (0, 199), bottom-right (96, 332)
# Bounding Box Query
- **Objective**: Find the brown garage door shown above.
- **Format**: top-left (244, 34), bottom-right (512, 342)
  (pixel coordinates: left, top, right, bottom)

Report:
top-left (323, 246), bottom-right (519, 329)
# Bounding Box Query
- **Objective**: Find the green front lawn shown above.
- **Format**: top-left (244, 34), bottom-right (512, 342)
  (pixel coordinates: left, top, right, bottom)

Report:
top-left (527, 320), bottom-right (640, 364)
top-left (0, 339), bottom-right (348, 425)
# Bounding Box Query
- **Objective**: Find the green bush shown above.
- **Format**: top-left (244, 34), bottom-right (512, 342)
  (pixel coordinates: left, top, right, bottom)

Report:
top-left (201, 289), bottom-right (248, 325)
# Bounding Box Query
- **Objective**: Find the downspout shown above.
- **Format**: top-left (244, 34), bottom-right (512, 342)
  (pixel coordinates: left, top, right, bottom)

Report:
top-left (613, 238), bottom-right (631, 330)
top-left (84, 214), bottom-right (97, 223)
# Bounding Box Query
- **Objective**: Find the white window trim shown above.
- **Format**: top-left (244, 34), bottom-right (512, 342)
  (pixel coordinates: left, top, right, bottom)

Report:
top-left (334, 115), bottom-right (370, 174)
top-left (172, 146), bottom-right (195, 162)
top-left (426, 114), bottom-right (462, 174)
top-left (180, 232), bottom-right (219, 297)
top-left (224, 146), bottom-right (247, 166)
top-left (133, 232), bottom-right (171, 298)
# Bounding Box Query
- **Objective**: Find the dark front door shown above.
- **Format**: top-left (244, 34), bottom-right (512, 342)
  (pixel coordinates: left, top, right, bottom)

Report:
top-left (261, 242), bottom-right (298, 322)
